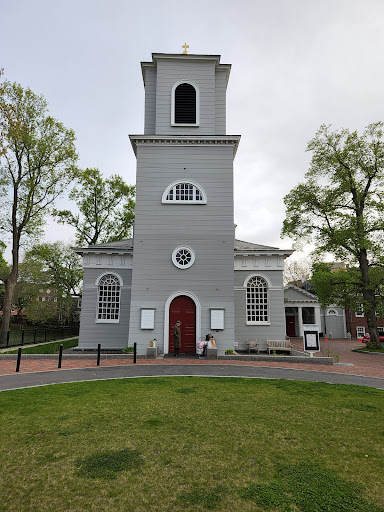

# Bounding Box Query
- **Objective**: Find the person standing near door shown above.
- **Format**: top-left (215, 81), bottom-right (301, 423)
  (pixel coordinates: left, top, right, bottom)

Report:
top-left (173, 320), bottom-right (182, 356)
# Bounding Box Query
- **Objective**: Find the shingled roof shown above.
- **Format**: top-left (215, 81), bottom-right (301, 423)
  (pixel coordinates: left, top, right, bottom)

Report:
top-left (76, 238), bottom-right (283, 253)
top-left (234, 239), bottom-right (279, 251)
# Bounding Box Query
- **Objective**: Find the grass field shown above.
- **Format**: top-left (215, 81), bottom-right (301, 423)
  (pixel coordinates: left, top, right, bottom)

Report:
top-left (0, 377), bottom-right (383, 512)
top-left (6, 338), bottom-right (78, 354)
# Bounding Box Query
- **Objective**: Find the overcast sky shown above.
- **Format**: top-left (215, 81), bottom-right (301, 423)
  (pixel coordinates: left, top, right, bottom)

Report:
top-left (2, 0), bottom-right (384, 262)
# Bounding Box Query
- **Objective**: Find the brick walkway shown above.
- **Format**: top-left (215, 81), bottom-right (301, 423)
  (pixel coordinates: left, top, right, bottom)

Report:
top-left (0, 338), bottom-right (382, 379)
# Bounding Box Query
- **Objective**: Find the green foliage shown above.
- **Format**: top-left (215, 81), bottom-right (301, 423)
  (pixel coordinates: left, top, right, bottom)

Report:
top-left (282, 122), bottom-right (384, 262)
top-left (15, 242), bottom-right (83, 325)
top-left (0, 78), bottom-right (78, 334)
top-left (282, 123), bottom-right (384, 348)
top-left (54, 167), bottom-right (135, 246)
top-left (75, 448), bottom-right (143, 479)
top-left (26, 242), bottom-right (82, 297)
top-left (0, 80), bottom-right (78, 241)
top-left (122, 345), bottom-right (134, 353)
top-left (312, 262), bottom-right (384, 316)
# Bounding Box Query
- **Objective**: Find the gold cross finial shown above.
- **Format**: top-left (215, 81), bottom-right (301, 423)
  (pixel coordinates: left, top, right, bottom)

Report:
top-left (182, 42), bottom-right (189, 54)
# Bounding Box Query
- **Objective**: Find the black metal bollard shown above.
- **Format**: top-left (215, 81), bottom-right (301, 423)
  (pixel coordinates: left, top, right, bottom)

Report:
top-left (58, 344), bottom-right (63, 368)
top-left (97, 344), bottom-right (101, 366)
top-left (6, 331), bottom-right (10, 347)
top-left (133, 342), bottom-right (137, 364)
top-left (16, 348), bottom-right (22, 372)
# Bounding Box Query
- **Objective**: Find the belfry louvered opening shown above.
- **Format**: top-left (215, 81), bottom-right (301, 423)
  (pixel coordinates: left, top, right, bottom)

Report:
top-left (174, 83), bottom-right (196, 124)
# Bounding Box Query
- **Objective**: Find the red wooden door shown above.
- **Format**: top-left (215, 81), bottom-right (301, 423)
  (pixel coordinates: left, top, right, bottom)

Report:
top-left (169, 296), bottom-right (196, 353)
top-left (286, 315), bottom-right (296, 337)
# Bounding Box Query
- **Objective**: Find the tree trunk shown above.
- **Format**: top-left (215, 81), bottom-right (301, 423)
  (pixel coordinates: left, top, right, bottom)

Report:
top-left (359, 249), bottom-right (380, 349)
top-left (0, 272), bottom-right (17, 345)
top-left (0, 232), bottom-right (20, 345)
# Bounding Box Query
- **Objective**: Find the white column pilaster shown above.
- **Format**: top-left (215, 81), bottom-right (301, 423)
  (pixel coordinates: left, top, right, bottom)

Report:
top-left (298, 306), bottom-right (303, 337)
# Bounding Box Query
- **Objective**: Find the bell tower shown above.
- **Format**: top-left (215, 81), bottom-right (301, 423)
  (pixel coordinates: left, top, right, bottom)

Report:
top-left (128, 50), bottom-right (240, 355)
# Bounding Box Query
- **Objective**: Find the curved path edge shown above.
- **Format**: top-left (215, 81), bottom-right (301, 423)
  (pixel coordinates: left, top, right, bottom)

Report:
top-left (1, 364), bottom-right (384, 391)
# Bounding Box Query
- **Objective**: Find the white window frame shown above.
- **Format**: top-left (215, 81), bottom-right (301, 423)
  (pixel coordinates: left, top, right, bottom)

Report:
top-left (244, 274), bottom-right (270, 325)
top-left (95, 272), bottom-right (123, 324)
top-left (171, 80), bottom-right (200, 127)
top-left (162, 180), bottom-right (207, 204)
top-left (172, 246), bottom-right (195, 269)
top-left (355, 303), bottom-right (364, 317)
top-left (327, 308), bottom-right (338, 316)
top-left (356, 326), bottom-right (366, 337)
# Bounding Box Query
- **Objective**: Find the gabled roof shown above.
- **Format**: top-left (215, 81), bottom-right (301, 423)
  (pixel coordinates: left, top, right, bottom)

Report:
top-left (284, 283), bottom-right (319, 301)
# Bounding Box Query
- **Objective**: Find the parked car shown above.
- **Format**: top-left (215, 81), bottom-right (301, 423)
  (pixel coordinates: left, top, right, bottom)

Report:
top-left (362, 333), bottom-right (384, 343)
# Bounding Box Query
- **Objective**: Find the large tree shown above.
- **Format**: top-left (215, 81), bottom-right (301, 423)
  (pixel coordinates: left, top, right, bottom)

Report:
top-left (283, 256), bottom-right (312, 286)
top-left (0, 79), bottom-right (78, 341)
top-left (311, 263), bottom-right (384, 332)
top-left (54, 167), bottom-right (135, 246)
top-left (20, 242), bottom-right (83, 325)
top-left (282, 122), bottom-right (384, 349)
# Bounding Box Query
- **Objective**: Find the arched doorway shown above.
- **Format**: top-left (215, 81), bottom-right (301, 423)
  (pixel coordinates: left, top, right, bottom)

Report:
top-left (169, 295), bottom-right (196, 354)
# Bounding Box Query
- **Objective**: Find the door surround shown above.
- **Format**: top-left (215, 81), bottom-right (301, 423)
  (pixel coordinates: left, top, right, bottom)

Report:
top-left (164, 291), bottom-right (201, 354)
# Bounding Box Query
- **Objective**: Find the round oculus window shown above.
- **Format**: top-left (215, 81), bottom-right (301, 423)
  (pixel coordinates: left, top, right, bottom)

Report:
top-left (172, 246), bottom-right (195, 269)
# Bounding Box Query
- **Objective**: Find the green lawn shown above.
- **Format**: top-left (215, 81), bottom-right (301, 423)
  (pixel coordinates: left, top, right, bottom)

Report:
top-left (0, 377), bottom-right (383, 512)
top-left (6, 338), bottom-right (78, 354)
top-left (355, 346), bottom-right (384, 354)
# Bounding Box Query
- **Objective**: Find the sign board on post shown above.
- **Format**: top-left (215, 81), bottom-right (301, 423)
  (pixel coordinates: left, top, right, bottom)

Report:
top-left (303, 329), bottom-right (320, 356)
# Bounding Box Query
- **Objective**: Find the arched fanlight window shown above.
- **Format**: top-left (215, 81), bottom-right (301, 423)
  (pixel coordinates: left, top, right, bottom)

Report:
top-left (162, 181), bottom-right (207, 204)
top-left (96, 273), bottom-right (121, 322)
top-left (246, 276), bottom-right (269, 324)
top-left (171, 81), bottom-right (199, 126)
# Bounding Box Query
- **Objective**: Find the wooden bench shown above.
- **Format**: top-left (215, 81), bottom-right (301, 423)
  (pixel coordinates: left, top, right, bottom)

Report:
top-left (246, 340), bottom-right (259, 354)
top-left (267, 339), bottom-right (292, 355)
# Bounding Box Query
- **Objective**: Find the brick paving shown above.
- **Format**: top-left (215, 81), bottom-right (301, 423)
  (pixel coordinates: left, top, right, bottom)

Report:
top-left (0, 338), bottom-right (382, 379)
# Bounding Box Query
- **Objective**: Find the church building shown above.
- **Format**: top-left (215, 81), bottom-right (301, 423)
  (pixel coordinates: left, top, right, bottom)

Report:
top-left (75, 50), bottom-right (293, 355)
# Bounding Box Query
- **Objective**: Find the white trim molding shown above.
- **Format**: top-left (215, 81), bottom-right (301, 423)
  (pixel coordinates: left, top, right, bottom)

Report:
top-left (243, 273), bottom-right (272, 289)
top-left (244, 273), bottom-right (270, 326)
top-left (163, 291), bottom-right (201, 354)
top-left (95, 272), bottom-right (123, 324)
top-left (129, 135), bottom-right (241, 157)
top-left (171, 80), bottom-right (200, 126)
top-left (95, 272), bottom-right (123, 286)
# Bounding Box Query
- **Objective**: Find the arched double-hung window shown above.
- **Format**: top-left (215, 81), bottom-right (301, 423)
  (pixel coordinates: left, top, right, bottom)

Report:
top-left (96, 273), bottom-right (121, 322)
top-left (171, 81), bottom-right (199, 126)
top-left (246, 275), bottom-right (269, 324)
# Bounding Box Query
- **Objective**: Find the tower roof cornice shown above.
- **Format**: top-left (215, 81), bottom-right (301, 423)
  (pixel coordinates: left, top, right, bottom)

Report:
top-left (129, 134), bottom-right (241, 157)
top-left (141, 53), bottom-right (231, 85)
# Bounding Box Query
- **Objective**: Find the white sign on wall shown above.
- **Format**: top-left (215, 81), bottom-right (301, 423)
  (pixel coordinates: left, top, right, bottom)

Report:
top-left (210, 309), bottom-right (225, 330)
top-left (141, 309), bottom-right (155, 329)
